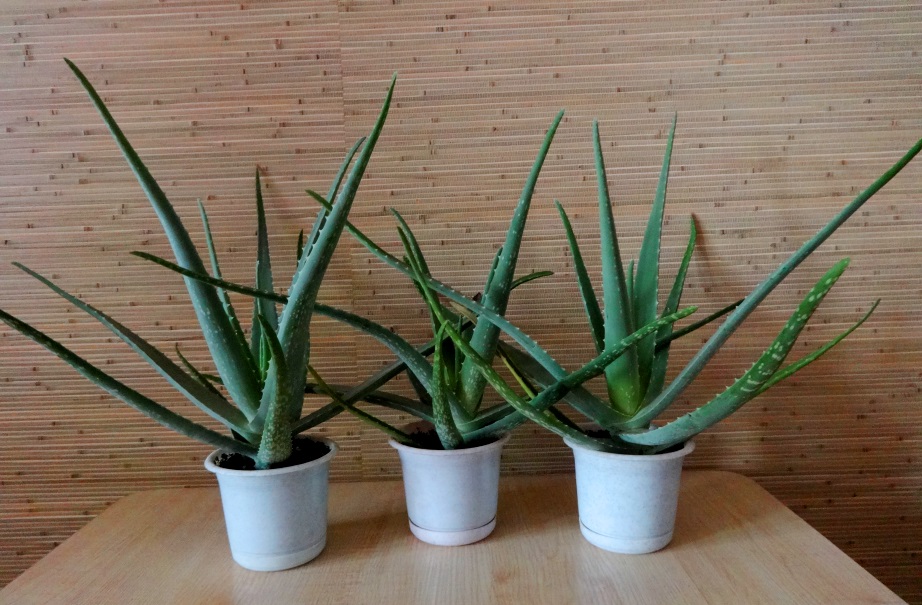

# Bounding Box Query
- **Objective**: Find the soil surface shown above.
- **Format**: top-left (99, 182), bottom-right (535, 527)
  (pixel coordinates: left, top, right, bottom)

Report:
top-left (214, 438), bottom-right (330, 471)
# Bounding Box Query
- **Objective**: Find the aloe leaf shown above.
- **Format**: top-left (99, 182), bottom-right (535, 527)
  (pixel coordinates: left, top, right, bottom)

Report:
top-left (406, 367), bottom-right (433, 406)
top-left (437, 314), bottom-right (614, 450)
top-left (482, 246), bottom-right (503, 297)
top-left (0, 307), bottom-right (255, 456)
top-left (754, 299), bottom-right (879, 396)
top-left (174, 345), bottom-right (224, 394)
top-left (304, 383), bottom-right (435, 423)
top-left (254, 170), bottom-right (279, 333)
top-left (14, 263), bottom-right (255, 438)
top-left (554, 200), bottom-right (604, 353)
top-left (628, 135), bottom-right (922, 429)
top-left (510, 270), bottom-right (553, 291)
top-left (253, 314), bottom-right (292, 468)
top-left (656, 298), bottom-right (743, 352)
top-left (625, 259), bottom-right (635, 321)
top-left (65, 58), bottom-right (263, 419)
top-left (432, 326), bottom-right (464, 449)
top-left (308, 366), bottom-right (420, 446)
top-left (634, 114), bottom-right (677, 394)
top-left (594, 120), bottom-right (640, 416)
top-left (264, 75), bottom-right (396, 424)
top-left (396, 222), bottom-right (475, 424)
top-left (645, 215), bottom-right (697, 400)
top-left (622, 258), bottom-right (851, 449)
top-left (298, 137), bottom-right (365, 275)
top-left (294, 342), bottom-right (438, 433)
top-left (198, 201), bottom-right (257, 381)
top-left (458, 110), bottom-right (565, 414)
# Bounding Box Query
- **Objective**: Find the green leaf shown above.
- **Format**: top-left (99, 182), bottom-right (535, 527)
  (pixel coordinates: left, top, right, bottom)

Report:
top-left (0, 307), bottom-right (255, 457)
top-left (458, 110), bottom-right (565, 414)
top-left (308, 366), bottom-right (420, 447)
top-left (432, 326), bottom-right (464, 449)
top-left (555, 200), bottom-right (604, 353)
top-left (645, 215), bottom-right (697, 401)
top-left (14, 263), bottom-right (255, 439)
top-left (622, 259), bottom-right (852, 450)
top-left (594, 120), bottom-right (640, 416)
top-left (510, 270), bottom-right (553, 291)
top-left (629, 134), bottom-right (922, 429)
top-left (296, 229), bottom-right (305, 263)
top-left (198, 201), bottom-right (258, 384)
top-left (634, 114), bottom-right (677, 396)
top-left (656, 298), bottom-right (743, 352)
top-left (264, 75), bottom-right (396, 424)
top-left (754, 299), bottom-right (879, 396)
top-left (65, 58), bottom-right (263, 419)
top-left (254, 314), bottom-right (293, 469)
top-left (254, 170), bottom-right (279, 333)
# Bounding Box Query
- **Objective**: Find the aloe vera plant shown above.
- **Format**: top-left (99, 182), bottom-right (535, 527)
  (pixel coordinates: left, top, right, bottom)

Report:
top-left (0, 60), bottom-right (396, 469)
top-left (433, 119), bottom-right (920, 454)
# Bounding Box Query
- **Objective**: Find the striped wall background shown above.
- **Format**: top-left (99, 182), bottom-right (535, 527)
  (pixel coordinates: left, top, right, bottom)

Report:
top-left (0, 1), bottom-right (919, 600)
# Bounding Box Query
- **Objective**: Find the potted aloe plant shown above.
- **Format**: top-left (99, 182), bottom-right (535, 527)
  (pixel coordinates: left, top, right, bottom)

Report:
top-left (0, 60), bottom-right (395, 571)
top-left (139, 110), bottom-right (566, 546)
top-left (317, 113), bottom-right (920, 554)
top-left (430, 118), bottom-right (922, 554)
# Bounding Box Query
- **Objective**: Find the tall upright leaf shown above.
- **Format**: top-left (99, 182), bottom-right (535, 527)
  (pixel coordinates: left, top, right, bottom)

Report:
top-left (594, 121), bottom-right (639, 416)
top-left (457, 110), bottom-right (565, 414)
top-left (634, 114), bottom-right (677, 394)
top-left (65, 59), bottom-right (262, 419)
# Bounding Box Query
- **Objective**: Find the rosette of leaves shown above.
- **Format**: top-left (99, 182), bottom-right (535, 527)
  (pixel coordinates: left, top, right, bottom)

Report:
top-left (0, 61), bottom-right (396, 469)
top-left (429, 119), bottom-right (920, 453)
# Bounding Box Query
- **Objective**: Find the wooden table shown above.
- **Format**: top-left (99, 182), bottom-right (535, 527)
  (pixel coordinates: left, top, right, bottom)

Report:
top-left (0, 471), bottom-right (905, 604)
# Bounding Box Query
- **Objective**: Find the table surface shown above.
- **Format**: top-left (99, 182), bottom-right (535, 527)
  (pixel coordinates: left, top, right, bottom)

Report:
top-left (0, 471), bottom-right (905, 605)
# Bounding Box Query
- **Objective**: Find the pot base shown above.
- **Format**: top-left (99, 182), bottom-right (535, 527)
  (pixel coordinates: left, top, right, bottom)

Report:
top-left (579, 521), bottom-right (673, 554)
top-left (409, 517), bottom-right (496, 546)
top-left (230, 536), bottom-right (327, 572)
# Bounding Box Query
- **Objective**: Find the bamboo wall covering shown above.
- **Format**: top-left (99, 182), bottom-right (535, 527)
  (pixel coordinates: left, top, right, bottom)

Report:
top-left (0, 0), bottom-right (919, 600)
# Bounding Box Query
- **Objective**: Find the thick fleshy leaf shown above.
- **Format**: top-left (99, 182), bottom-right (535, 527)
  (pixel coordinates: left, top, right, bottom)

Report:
top-left (594, 120), bottom-right (640, 416)
top-left (458, 110), bottom-right (565, 414)
top-left (634, 114), bottom-right (677, 394)
top-left (262, 74), bottom-right (396, 424)
top-left (656, 298), bottom-right (743, 352)
top-left (0, 308), bottom-right (255, 456)
top-left (15, 263), bottom-right (254, 438)
top-left (432, 326), bottom-right (464, 449)
top-left (254, 170), bottom-right (279, 333)
top-left (198, 201), bottom-right (255, 378)
top-left (628, 135), bottom-right (922, 429)
top-left (645, 215), bottom-right (697, 401)
top-left (555, 201), bottom-right (604, 353)
top-left (65, 58), bottom-right (263, 419)
top-left (254, 314), bottom-right (292, 468)
top-left (622, 259), bottom-right (852, 449)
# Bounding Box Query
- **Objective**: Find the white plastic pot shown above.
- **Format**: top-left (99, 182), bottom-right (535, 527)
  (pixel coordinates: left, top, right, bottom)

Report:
top-left (564, 438), bottom-right (695, 554)
top-left (204, 437), bottom-right (338, 571)
top-left (389, 426), bottom-right (510, 546)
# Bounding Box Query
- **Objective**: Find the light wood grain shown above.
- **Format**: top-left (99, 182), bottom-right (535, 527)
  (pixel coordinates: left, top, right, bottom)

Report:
top-left (0, 1), bottom-right (920, 601)
top-left (0, 471), bottom-right (905, 605)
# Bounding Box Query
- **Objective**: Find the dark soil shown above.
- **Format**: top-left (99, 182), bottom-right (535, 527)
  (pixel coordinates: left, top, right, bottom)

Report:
top-left (406, 426), bottom-right (498, 451)
top-left (214, 437), bottom-right (330, 471)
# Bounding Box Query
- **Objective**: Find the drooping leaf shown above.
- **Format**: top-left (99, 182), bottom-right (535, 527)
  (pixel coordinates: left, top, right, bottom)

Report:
top-left (0, 307), bottom-right (255, 457)
top-left (14, 263), bottom-right (254, 439)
